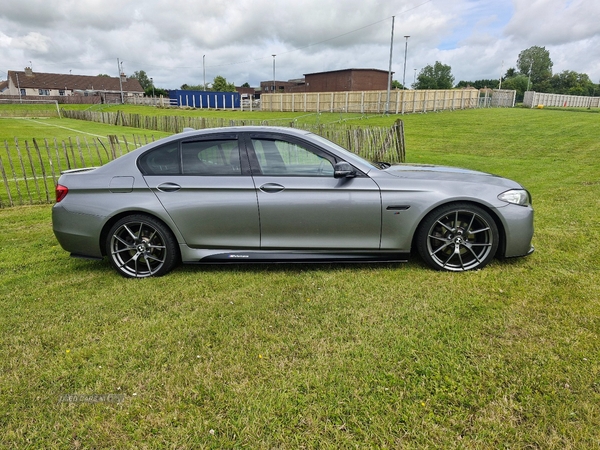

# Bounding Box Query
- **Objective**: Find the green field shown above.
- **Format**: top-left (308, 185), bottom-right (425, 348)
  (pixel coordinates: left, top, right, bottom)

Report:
top-left (1, 106), bottom-right (599, 448)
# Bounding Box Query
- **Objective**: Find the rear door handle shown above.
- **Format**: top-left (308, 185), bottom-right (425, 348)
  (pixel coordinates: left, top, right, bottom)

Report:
top-left (259, 183), bottom-right (285, 193)
top-left (156, 182), bottom-right (181, 192)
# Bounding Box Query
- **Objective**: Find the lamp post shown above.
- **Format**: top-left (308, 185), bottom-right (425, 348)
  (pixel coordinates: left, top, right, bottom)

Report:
top-left (414, 68), bottom-right (417, 87)
top-left (117, 58), bottom-right (124, 104)
top-left (203, 55), bottom-right (206, 90)
top-left (402, 36), bottom-right (410, 89)
top-left (385, 16), bottom-right (395, 114)
top-left (272, 55), bottom-right (276, 93)
top-left (526, 60), bottom-right (533, 92)
top-left (150, 77), bottom-right (154, 104)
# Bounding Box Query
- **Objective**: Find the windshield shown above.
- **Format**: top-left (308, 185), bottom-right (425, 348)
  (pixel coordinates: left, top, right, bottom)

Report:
top-left (308, 133), bottom-right (378, 171)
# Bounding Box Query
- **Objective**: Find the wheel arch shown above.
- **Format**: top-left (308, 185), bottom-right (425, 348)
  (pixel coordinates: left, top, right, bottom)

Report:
top-left (99, 210), bottom-right (181, 260)
top-left (411, 200), bottom-right (507, 258)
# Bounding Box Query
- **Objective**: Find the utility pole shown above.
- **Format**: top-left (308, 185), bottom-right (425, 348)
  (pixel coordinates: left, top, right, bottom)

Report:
top-left (203, 55), bottom-right (206, 90)
top-left (16, 73), bottom-right (22, 103)
top-left (272, 55), bottom-right (276, 93)
top-left (117, 58), bottom-right (124, 104)
top-left (402, 36), bottom-right (410, 89)
top-left (385, 16), bottom-right (395, 114)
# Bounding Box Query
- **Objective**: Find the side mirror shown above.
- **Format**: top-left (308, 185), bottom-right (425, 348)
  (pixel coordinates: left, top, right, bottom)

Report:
top-left (334, 162), bottom-right (356, 179)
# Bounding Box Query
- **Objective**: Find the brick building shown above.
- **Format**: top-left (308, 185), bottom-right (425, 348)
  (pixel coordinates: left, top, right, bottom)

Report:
top-left (304, 69), bottom-right (390, 92)
top-left (259, 69), bottom-right (391, 94)
top-left (259, 78), bottom-right (306, 95)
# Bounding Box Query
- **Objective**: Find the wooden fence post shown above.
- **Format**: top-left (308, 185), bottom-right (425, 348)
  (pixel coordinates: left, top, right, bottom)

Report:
top-left (32, 139), bottom-right (50, 203)
top-left (0, 153), bottom-right (13, 207)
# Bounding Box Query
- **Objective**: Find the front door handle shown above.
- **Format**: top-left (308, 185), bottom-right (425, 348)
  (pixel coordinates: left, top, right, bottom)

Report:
top-left (259, 183), bottom-right (285, 193)
top-left (156, 182), bottom-right (181, 192)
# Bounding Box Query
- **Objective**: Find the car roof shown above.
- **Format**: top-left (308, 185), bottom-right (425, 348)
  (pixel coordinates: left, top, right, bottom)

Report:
top-left (177, 125), bottom-right (313, 138)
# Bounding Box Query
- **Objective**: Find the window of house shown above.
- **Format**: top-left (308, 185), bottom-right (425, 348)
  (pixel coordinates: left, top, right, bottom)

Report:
top-left (20, 89), bottom-right (26, 97)
top-left (38, 89), bottom-right (50, 96)
top-left (59, 90), bottom-right (65, 96)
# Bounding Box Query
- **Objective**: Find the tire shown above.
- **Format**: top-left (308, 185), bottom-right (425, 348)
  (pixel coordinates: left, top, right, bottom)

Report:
top-left (106, 214), bottom-right (179, 278)
top-left (416, 203), bottom-right (499, 272)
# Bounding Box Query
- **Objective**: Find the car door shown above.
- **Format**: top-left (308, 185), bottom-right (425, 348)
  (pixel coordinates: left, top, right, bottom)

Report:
top-left (140, 135), bottom-right (260, 248)
top-left (245, 133), bottom-right (382, 249)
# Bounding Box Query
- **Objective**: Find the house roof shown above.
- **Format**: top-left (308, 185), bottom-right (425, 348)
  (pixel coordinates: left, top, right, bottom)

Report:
top-left (304, 68), bottom-right (392, 76)
top-left (0, 80), bottom-right (8, 92)
top-left (7, 70), bottom-right (144, 93)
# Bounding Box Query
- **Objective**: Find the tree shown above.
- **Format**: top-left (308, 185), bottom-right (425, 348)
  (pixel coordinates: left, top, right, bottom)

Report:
top-left (504, 68), bottom-right (517, 79)
top-left (550, 70), bottom-right (595, 96)
top-left (210, 75), bottom-right (236, 92)
top-left (97, 74), bottom-right (110, 77)
top-left (414, 61), bottom-right (454, 89)
top-left (455, 79), bottom-right (499, 89)
top-left (391, 80), bottom-right (403, 89)
top-left (131, 70), bottom-right (152, 90)
top-left (501, 74), bottom-right (529, 102)
top-left (180, 83), bottom-right (205, 91)
top-left (241, 82), bottom-right (251, 88)
top-left (516, 46), bottom-right (553, 88)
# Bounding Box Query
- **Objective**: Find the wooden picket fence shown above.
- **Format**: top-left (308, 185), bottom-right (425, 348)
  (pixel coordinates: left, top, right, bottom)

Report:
top-left (0, 134), bottom-right (158, 208)
top-left (261, 89), bottom-right (481, 113)
top-left (61, 109), bottom-right (405, 162)
top-left (0, 121), bottom-right (405, 208)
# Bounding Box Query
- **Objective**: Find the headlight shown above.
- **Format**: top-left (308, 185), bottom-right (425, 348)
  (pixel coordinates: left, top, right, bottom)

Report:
top-left (498, 189), bottom-right (531, 206)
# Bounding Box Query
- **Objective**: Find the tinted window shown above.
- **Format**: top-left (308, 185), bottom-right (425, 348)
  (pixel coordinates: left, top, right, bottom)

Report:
top-left (251, 138), bottom-right (333, 176)
top-left (182, 140), bottom-right (241, 175)
top-left (139, 142), bottom-right (180, 175)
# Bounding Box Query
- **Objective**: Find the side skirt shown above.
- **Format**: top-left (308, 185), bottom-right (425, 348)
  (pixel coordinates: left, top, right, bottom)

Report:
top-left (188, 251), bottom-right (410, 264)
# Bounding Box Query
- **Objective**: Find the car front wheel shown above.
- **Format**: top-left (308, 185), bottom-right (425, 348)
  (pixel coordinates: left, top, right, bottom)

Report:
top-left (106, 215), bottom-right (179, 278)
top-left (416, 203), bottom-right (499, 272)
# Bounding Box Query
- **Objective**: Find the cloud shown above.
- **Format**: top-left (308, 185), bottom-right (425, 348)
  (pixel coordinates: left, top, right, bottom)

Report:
top-left (12, 32), bottom-right (51, 54)
top-left (0, 0), bottom-right (598, 88)
top-left (505, 0), bottom-right (600, 44)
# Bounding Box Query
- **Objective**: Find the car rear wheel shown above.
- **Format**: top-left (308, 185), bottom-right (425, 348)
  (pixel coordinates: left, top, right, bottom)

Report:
top-left (416, 203), bottom-right (499, 272)
top-left (106, 215), bottom-right (179, 278)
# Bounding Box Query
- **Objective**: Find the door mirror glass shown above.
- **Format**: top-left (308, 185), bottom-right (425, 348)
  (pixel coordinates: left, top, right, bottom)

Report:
top-left (334, 162), bottom-right (356, 179)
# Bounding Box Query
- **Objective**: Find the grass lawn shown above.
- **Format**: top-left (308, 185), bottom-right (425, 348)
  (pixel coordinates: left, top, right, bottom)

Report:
top-left (0, 115), bottom-right (170, 143)
top-left (1, 107), bottom-right (599, 448)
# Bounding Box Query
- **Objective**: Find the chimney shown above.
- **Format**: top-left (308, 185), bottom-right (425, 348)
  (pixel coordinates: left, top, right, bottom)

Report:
top-left (120, 72), bottom-right (127, 83)
top-left (24, 67), bottom-right (33, 76)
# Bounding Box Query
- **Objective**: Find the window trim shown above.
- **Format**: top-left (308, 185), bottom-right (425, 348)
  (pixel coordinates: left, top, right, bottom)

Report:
top-left (137, 134), bottom-right (252, 176)
top-left (243, 132), bottom-right (364, 177)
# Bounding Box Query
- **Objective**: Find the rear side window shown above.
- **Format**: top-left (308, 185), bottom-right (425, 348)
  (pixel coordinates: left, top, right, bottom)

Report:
top-left (182, 140), bottom-right (241, 175)
top-left (138, 139), bottom-right (242, 176)
top-left (138, 142), bottom-right (180, 175)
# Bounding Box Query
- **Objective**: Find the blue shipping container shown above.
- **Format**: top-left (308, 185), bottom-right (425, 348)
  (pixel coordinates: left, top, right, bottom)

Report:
top-left (169, 90), bottom-right (240, 109)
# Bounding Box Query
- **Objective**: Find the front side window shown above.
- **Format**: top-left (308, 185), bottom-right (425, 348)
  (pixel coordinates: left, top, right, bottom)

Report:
top-left (38, 89), bottom-right (50, 96)
top-left (251, 138), bottom-right (334, 176)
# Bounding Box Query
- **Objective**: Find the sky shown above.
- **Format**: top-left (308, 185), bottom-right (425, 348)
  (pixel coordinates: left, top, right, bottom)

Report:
top-left (1, 0), bottom-right (600, 89)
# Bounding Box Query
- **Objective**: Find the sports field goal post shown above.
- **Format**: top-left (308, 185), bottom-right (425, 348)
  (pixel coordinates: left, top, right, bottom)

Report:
top-left (0, 98), bottom-right (61, 118)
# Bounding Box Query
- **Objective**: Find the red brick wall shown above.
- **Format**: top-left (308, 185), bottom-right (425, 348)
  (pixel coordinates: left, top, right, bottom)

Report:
top-left (305, 70), bottom-right (389, 92)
